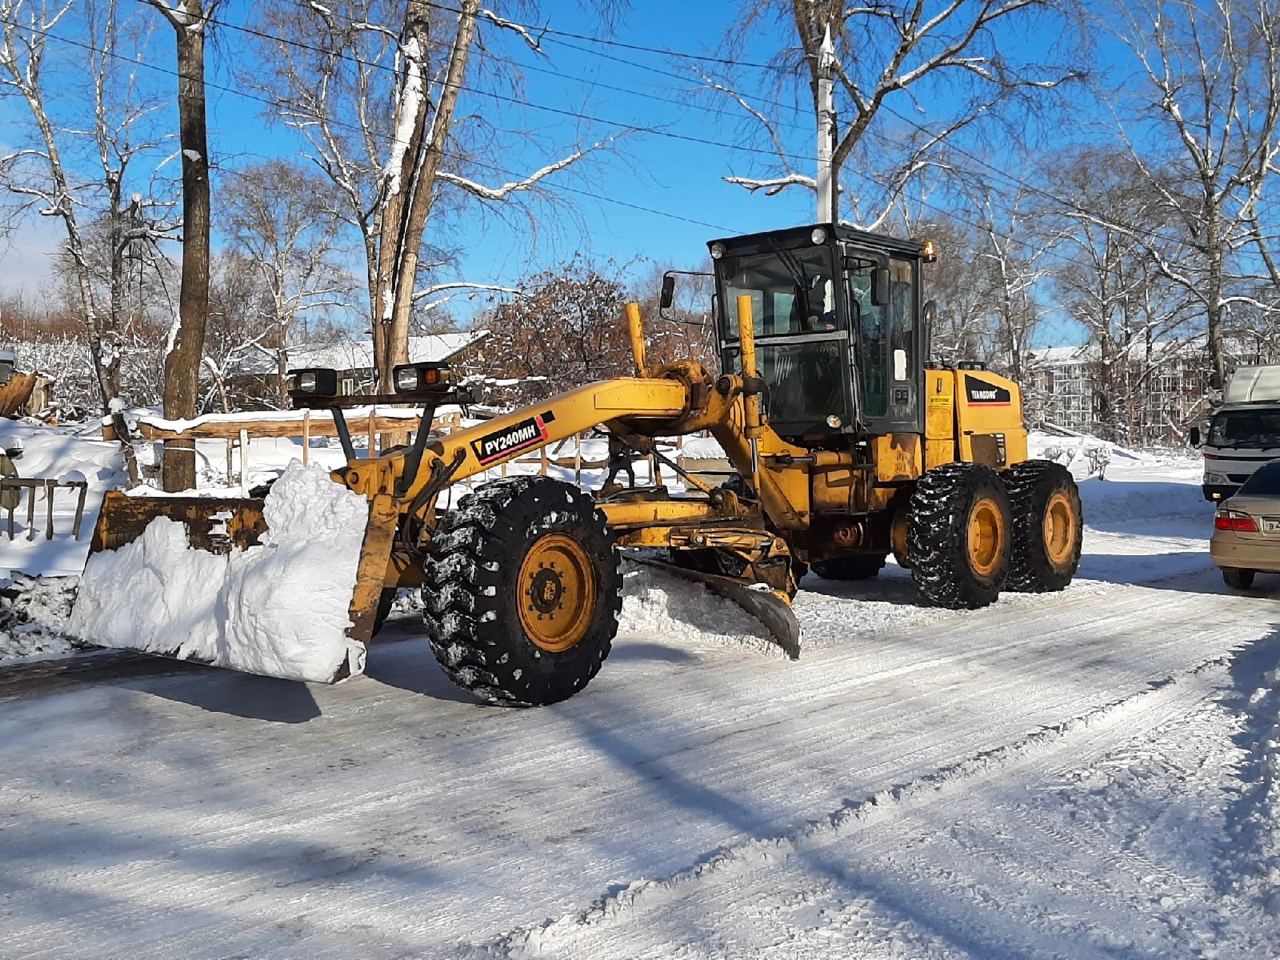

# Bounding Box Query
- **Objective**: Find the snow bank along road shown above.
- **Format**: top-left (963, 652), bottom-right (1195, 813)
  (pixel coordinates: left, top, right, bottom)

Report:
top-left (3, 461), bottom-right (1280, 958)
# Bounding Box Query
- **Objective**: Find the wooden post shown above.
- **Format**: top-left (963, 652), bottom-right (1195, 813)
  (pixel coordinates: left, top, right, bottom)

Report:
top-left (301, 409), bottom-right (311, 466)
top-left (225, 438), bottom-right (234, 484)
top-left (540, 446), bottom-right (549, 477)
top-left (574, 433), bottom-right (582, 485)
top-left (366, 404), bottom-right (377, 458)
top-left (238, 428), bottom-right (250, 497)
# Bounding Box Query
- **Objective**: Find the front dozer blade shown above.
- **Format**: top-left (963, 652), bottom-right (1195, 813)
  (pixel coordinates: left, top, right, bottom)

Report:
top-left (79, 483), bottom-right (394, 685)
top-left (92, 491), bottom-right (268, 553)
top-left (632, 557), bottom-right (801, 659)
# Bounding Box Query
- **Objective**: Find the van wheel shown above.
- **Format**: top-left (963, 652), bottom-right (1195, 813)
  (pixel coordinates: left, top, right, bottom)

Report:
top-left (1223, 568), bottom-right (1256, 590)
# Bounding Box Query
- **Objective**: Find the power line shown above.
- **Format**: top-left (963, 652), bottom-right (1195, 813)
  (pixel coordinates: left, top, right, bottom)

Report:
top-left (437, 3), bottom-right (1198, 257)
top-left (156, 0), bottom-right (1119, 250)
top-left (0, 10), bottom-right (1122, 278)
top-left (0, 12), bottom-right (743, 234)
top-left (190, 3), bottom-right (1147, 270)
top-left (412, 0), bottom-right (778, 70)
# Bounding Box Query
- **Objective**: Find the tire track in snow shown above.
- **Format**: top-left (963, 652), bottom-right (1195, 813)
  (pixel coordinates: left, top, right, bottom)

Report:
top-left (459, 649), bottom-right (1245, 959)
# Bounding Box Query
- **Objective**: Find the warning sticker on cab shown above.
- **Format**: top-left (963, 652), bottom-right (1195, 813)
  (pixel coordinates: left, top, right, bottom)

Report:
top-left (470, 414), bottom-right (551, 466)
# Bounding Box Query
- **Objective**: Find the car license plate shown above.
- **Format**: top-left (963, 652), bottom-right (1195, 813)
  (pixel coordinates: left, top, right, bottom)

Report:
top-left (1264, 518), bottom-right (1280, 535)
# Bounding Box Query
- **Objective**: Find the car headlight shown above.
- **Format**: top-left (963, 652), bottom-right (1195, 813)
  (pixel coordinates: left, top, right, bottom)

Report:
top-left (1205, 472), bottom-right (1230, 485)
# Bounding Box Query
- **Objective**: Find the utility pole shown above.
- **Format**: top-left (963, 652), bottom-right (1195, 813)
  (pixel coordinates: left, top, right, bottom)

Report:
top-left (816, 24), bottom-right (837, 223)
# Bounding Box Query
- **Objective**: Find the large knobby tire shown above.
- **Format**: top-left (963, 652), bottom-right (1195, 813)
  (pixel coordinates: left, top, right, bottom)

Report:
top-left (811, 553), bottom-right (887, 581)
top-left (1004, 460), bottom-right (1083, 593)
top-left (907, 462), bottom-right (1012, 609)
top-left (423, 476), bottom-right (622, 706)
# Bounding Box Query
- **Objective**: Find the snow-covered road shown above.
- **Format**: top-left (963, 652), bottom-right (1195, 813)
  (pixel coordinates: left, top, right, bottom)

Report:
top-left (3, 460), bottom-right (1280, 958)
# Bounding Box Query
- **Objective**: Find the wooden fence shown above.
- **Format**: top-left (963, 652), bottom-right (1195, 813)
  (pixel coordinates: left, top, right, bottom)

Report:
top-left (106, 407), bottom-right (686, 492)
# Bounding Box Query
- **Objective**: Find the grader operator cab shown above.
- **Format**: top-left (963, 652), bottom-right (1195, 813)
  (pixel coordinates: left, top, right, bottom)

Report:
top-left (89, 223), bottom-right (1083, 707)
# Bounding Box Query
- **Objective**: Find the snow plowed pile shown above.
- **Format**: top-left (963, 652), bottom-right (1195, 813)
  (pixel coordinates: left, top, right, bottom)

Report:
top-left (67, 462), bottom-right (369, 682)
top-left (0, 575), bottom-right (78, 662)
top-left (617, 560), bottom-right (778, 655)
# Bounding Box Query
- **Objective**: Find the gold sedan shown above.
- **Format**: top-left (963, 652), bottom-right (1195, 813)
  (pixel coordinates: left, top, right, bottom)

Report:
top-left (1211, 459), bottom-right (1280, 589)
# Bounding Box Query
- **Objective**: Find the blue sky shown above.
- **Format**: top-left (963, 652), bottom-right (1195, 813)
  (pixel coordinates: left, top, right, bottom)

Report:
top-left (1, 0), bottom-right (1118, 344)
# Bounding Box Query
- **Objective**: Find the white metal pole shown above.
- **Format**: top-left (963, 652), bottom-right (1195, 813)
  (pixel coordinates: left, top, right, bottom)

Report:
top-left (816, 24), bottom-right (836, 223)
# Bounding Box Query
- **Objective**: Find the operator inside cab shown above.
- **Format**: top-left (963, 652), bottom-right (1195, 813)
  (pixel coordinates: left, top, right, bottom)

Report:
top-left (788, 273), bottom-right (837, 332)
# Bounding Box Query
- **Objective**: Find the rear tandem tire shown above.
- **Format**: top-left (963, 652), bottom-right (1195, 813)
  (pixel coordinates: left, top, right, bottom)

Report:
top-left (1003, 460), bottom-right (1083, 593)
top-left (422, 476), bottom-right (623, 707)
top-left (811, 553), bottom-right (887, 581)
top-left (907, 462), bottom-right (1012, 609)
top-left (1223, 568), bottom-right (1256, 590)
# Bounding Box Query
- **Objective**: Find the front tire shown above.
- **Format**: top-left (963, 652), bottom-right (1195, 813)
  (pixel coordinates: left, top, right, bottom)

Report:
top-left (1223, 568), bottom-right (1256, 590)
top-left (423, 476), bottom-right (622, 706)
top-left (907, 462), bottom-right (1012, 609)
top-left (1004, 460), bottom-right (1083, 593)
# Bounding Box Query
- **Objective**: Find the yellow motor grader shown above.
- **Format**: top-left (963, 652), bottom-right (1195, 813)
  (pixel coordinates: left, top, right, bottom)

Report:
top-left (92, 223), bottom-right (1082, 706)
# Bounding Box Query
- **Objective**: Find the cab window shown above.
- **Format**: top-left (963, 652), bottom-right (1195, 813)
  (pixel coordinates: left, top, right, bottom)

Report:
top-left (718, 247), bottom-right (838, 338)
top-left (850, 256), bottom-right (915, 420)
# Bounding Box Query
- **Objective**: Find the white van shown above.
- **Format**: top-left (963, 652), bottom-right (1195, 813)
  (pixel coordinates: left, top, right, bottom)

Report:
top-left (1199, 365), bottom-right (1280, 501)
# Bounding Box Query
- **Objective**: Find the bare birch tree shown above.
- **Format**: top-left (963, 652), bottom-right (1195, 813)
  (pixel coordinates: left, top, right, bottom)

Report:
top-left (713, 0), bottom-right (1081, 227)
top-left (223, 161), bottom-right (351, 406)
top-left (1045, 148), bottom-right (1198, 441)
top-left (0, 0), bottom-right (176, 411)
top-left (1103, 0), bottom-right (1280, 392)
top-left (965, 182), bottom-right (1063, 384)
top-left (246, 0), bottom-right (611, 391)
top-left (141, 0), bottom-right (220, 490)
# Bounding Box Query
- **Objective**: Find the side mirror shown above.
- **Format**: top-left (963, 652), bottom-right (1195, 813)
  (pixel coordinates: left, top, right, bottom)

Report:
top-left (922, 299), bottom-right (937, 362)
top-left (871, 266), bottom-right (890, 307)
top-left (660, 274), bottom-right (676, 310)
top-left (1189, 426), bottom-right (1201, 447)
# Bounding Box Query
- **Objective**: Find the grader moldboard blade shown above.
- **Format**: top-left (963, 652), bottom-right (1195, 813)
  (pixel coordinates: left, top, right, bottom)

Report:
top-left (631, 556), bottom-right (801, 660)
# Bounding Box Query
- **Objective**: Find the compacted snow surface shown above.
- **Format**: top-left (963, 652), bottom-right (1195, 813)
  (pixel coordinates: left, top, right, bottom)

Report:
top-left (5, 447), bottom-right (1280, 959)
top-left (67, 462), bottom-right (369, 683)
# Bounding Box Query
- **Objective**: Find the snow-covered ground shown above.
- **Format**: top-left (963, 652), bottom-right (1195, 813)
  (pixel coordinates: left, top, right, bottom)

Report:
top-left (4, 441), bottom-right (1280, 958)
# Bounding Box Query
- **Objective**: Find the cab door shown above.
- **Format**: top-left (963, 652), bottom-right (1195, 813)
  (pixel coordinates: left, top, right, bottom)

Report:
top-left (848, 253), bottom-right (923, 437)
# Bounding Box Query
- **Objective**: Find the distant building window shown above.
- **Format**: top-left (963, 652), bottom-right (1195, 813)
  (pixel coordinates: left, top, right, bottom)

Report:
top-left (341, 378), bottom-right (355, 396)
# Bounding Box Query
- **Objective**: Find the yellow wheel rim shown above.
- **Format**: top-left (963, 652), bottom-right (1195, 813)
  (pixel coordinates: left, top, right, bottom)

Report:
top-left (517, 534), bottom-right (596, 653)
top-left (1043, 491), bottom-right (1077, 568)
top-left (891, 509), bottom-right (910, 566)
top-left (967, 496), bottom-right (1005, 578)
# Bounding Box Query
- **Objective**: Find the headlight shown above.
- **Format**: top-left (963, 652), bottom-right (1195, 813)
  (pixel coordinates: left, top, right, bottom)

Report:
top-left (811, 227), bottom-right (827, 244)
top-left (286, 368), bottom-right (338, 398)
top-left (1205, 472), bottom-right (1230, 484)
top-left (710, 242), bottom-right (726, 260)
top-left (392, 362), bottom-right (446, 394)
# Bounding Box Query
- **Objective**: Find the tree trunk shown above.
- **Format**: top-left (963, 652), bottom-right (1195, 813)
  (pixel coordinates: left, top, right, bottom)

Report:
top-left (1204, 211), bottom-right (1227, 393)
top-left (162, 22), bottom-right (213, 491)
top-left (101, 175), bottom-right (124, 409)
top-left (373, 0), bottom-right (479, 393)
